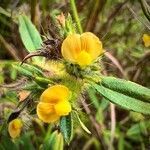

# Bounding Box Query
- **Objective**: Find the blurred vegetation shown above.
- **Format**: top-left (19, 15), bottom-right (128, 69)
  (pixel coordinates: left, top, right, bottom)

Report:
top-left (0, 0), bottom-right (150, 150)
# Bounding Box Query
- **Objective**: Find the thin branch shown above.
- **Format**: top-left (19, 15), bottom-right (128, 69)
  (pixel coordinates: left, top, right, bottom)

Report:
top-left (81, 96), bottom-right (107, 150)
top-left (127, 5), bottom-right (150, 30)
top-left (109, 103), bottom-right (116, 150)
top-left (0, 77), bottom-right (27, 90)
top-left (0, 34), bottom-right (21, 61)
top-left (133, 68), bottom-right (142, 82)
top-left (104, 51), bottom-right (127, 79)
top-left (133, 51), bottom-right (150, 81)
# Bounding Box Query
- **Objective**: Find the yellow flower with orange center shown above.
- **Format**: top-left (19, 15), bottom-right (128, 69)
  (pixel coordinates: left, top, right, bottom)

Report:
top-left (37, 85), bottom-right (71, 123)
top-left (61, 32), bottom-right (103, 66)
top-left (8, 119), bottom-right (23, 139)
top-left (142, 34), bottom-right (150, 47)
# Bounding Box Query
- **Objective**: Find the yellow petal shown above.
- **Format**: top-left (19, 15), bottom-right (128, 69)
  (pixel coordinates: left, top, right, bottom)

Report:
top-left (142, 34), bottom-right (150, 47)
top-left (76, 51), bottom-right (92, 66)
top-left (37, 102), bottom-right (59, 123)
top-left (61, 34), bottom-right (81, 62)
top-left (8, 119), bottom-right (23, 138)
top-left (37, 102), bottom-right (54, 114)
top-left (40, 85), bottom-right (70, 103)
top-left (54, 101), bottom-right (71, 116)
top-left (81, 32), bottom-right (103, 60)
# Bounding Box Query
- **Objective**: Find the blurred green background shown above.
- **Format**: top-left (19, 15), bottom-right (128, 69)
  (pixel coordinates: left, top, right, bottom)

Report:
top-left (0, 0), bottom-right (150, 150)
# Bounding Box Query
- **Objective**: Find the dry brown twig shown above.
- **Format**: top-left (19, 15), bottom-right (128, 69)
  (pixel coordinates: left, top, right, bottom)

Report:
top-left (85, 0), bottom-right (105, 32)
top-left (109, 103), bottom-right (116, 150)
top-left (0, 34), bottom-right (21, 61)
top-left (104, 51), bottom-right (127, 79)
top-left (127, 5), bottom-right (150, 30)
top-left (81, 95), bottom-right (107, 150)
top-left (133, 51), bottom-right (150, 82)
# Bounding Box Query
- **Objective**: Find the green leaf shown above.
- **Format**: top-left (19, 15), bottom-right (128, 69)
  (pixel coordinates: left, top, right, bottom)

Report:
top-left (43, 131), bottom-right (64, 150)
top-left (35, 76), bottom-right (54, 88)
top-left (127, 121), bottom-right (150, 137)
top-left (13, 63), bottom-right (44, 79)
top-left (21, 63), bottom-right (43, 76)
top-left (60, 113), bottom-right (73, 144)
top-left (13, 64), bottom-right (33, 78)
top-left (93, 84), bottom-right (150, 115)
top-left (23, 82), bottom-right (43, 91)
top-left (74, 111), bottom-right (91, 134)
top-left (88, 88), bottom-right (109, 111)
top-left (55, 133), bottom-right (64, 150)
top-left (44, 131), bottom-right (57, 150)
top-left (101, 76), bottom-right (150, 102)
top-left (127, 124), bottom-right (141, 137)
top-left (18, 15), bottom-right (43, 63)
top-left (118, 134), bottom-right (124, 150)
top-left (1, 136), bottom-right (18, 150)
top-left (19, 15), bottom-right (42, 52)
top-left (87, 88), bottom-right (100, 109)
top-left (19, 133), bottom-right (35, 150)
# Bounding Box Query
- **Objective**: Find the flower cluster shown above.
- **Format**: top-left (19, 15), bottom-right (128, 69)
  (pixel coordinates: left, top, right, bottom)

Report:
top-left (7, 32), bottom-right (103, 138)
top-left (36, 32), bottom-right (103, 123)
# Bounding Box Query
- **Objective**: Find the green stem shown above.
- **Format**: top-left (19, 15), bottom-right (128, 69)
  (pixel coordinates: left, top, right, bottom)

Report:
top-left (70, 0), bottom-right (83, 33)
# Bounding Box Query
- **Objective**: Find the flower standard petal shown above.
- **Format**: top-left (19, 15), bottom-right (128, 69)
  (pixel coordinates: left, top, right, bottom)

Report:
top-left (81, 32), bottom-right (103, 60)
top-left (61, 34), bottom-right (81, 62)
top-left (37, 102), bottom-right (60, 123)
top-left (8, 119), bottom-right (23, 138)
top-left (40, 85), bottom-right (70, 103)
top-left (54, 101), bottom-right (71, 116)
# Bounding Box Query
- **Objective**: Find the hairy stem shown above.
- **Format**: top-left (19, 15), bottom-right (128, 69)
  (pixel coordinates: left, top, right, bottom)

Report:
top-left (70, 0), bottom-right (83, 33)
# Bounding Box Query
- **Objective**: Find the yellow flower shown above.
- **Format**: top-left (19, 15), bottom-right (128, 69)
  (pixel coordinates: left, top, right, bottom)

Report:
top-left (142, 34), bottom-right (150, 47)
top-left (37, 85), bottom-right (71, 123)
top-left (8, 119), bottom-right (23, 139)
top-left (61, 32), bottom-right (103, 66)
